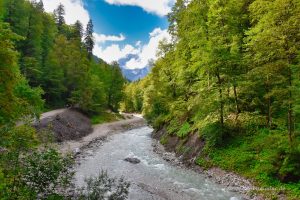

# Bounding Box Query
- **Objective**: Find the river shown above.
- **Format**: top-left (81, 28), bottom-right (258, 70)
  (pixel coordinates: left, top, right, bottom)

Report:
top-left (74, 126), bottom-right (242, 200)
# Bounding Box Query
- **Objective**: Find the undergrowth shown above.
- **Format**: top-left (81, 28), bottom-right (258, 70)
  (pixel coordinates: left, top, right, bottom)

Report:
top-left (91, 112), bottom-right (124, 125)
top-left (197, 127), bottom-right (300, 199)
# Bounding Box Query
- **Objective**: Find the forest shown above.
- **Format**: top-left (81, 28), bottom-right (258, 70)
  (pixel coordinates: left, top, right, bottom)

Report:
top-left (122, 0), bottom-right (300, 199)
top-left (0, 0), bottom-right (127, 198)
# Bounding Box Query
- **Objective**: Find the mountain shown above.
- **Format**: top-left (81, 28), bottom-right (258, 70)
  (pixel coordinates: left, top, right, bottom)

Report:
top-left (118, 54), bottom-right (150, 82)
top-left (93, 54), bottom-right (150, 82)
top-left (121, 67), bottom-right (150, 82)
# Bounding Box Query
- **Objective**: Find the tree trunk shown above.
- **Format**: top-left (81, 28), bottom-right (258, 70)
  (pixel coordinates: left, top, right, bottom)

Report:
top-left (216, 70), bottom-right (224, 127)
top-left (288, 67), bottom-right (293, 144)
top-left (268, 97), bottom-right (272, 128)
top-left (265, 75), bottom-right (272, 128)
top-left (233, 84), bottom-right (240, 120)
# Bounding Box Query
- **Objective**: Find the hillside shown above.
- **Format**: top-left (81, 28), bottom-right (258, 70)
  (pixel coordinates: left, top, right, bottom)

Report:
top-left (122, 0), bottom-right (300, 199)
top-left (0, 0), bottom-right (126, 198)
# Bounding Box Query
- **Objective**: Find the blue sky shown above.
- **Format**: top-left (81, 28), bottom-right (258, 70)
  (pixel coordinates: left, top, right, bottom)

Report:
top-left (43, 0), bottom-right (174, 69)
top-left (86, 0), bottom-right (169, 45)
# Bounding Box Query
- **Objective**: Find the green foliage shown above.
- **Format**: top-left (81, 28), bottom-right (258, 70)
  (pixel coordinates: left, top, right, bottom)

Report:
top-left (124, 0), bottom-right (300, 198)
top-left (1, 0), bottom-right (126, 115)
top-left (0, 125), bottom-right (45, 199)
top-left (200, 122), bottom-right (226, 148)
top-left (91, 112), bottom-right (123, 125)
top-left (279, 146), bottom-right (300, 182)
top-left (0, 1), bottom-right (128, 199)
top-left (22, 149), bottom-right (74, 196)
top-left (78, 170), bottom-right (130, 200)
top-left (167, 118), bottom-right (181, 135)
top-left (0, 21), bottom-right (43, 126)
top-left (121, 80), bottom-right (144, 113)
top-left (177, 122), bottom-right (191, 138)
top-left (203, 128), bottom-right (300, 198)
top-left (0, 125), bottom-right (130, 199)
top-left (195, 157), bottom-right (213, 170)
top-left (84, 19), bottom-right (94, 58)
top-left (160, 135), bottom-right (168, 145)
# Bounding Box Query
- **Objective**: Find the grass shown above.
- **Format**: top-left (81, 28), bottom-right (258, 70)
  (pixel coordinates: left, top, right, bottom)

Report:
top-left (177, 122), bottom-right (191, 138)
top-left (90, 112), bottom-right (124, 125)
top-left (196, 128), bottom-right (300, 199)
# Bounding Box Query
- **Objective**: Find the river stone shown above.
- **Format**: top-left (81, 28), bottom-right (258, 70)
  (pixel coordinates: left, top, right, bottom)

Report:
top-left (124, 157), bottom-right (141, 164)
top-left (73, 148), bottom-right (81, 155)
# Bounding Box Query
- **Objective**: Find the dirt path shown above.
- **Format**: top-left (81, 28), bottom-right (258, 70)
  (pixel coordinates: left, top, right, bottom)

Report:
top-left (40, 108), bottom-right (67, 119)
top-left (57, 114), bottom-right (146, 154)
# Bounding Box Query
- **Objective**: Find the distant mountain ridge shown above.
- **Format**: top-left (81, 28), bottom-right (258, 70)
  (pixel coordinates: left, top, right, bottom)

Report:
top-left (94, 54), bottom-right (150, 82)
top-left (118, 54), bottom-right (150, 82)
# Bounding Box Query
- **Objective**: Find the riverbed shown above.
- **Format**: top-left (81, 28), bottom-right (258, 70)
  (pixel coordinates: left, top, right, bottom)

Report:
top-left (74, 126), bottom-right (242, 200)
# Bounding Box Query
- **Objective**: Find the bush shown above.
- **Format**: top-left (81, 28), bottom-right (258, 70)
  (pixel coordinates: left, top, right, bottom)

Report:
top-left (201, 122), bottom-right (226, 148)
top-left (279, 146), bottom-right (300, 182)
top-left (22, 149), bottom-right (74, 197)
top-left (160, 135), bottom-right (168, 145)
top-left (78, 170), bottom-right (130, 200)
top-left (176, 122), bottom-right (191, 138)
top-left (167, 118), bottom-right (180, 135)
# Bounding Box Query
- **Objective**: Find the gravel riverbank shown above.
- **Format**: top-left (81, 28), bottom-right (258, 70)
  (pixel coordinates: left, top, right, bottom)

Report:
top-left (41, 109), bottom-right (264, 200)
top-left (152, 141), bottom-right (267, 200)
top-left (57, 114), bottom-right (146, 154)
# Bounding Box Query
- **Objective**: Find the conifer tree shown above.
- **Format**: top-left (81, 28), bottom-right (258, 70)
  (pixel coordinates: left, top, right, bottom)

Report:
top-left (73, 20), bottom-right (83, 40)
top-left (36, 0), bottom-right (44, 12)
top-left (84, 19), bottom-right (94, 58)
top-left (54, 3), bottom-right (65, 33)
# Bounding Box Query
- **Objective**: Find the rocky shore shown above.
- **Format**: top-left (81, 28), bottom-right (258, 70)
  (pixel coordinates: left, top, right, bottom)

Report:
top-left (152, 139), bottom-right (265, 200)
top-left (57, 113), bottom-right (146, 155)
top-left (41, 109), bottom-right (269, 200)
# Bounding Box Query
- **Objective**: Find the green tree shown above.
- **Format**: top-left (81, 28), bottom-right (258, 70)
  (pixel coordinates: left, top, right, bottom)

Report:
top-left (54, 3), bottom-right (65, 33)
top-left (73, 20), bottom-right (83, 40)
top-left (106, 62), bottom-right (126, 111)
top-left (0, 22), bottom-right (22, 125)
top-left (0, 21), bottom-right (43, 125)
top-left (84, 19), bottom-right (94, 58)
top-left (245, 0), bottom-right (300, 142)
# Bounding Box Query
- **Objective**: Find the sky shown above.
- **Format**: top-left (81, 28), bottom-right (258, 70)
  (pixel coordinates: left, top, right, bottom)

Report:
top-left (42, 0), bottom-right (174, 70)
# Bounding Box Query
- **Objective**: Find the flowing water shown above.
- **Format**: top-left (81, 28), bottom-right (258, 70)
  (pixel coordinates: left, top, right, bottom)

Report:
top-left (74, 126), bottom-right (242, 200)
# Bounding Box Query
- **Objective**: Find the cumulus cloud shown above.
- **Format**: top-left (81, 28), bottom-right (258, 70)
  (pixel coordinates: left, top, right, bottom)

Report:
top-left (43, 0), bottom-right (90, 28)
top-left (94, 44), bottom-right (139, 63)
top-left (125, 28), bottom-right (171, 69)
top-left (135, 41), bottom-right (142, 47)
top-left (43, 1), bottom-right (171, 69)
top-left (93, 28), bottom-right (171, 69)
top-left (43, 0), bottom-right (125, 56)
top-left (104, 0), bottom-right (174, 16)
top-left (94, 33), bottom-right (126, 43)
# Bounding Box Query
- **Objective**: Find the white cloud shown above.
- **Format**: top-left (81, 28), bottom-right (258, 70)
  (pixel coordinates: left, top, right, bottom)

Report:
top-left (94, 28), bottom-right (171, 69)
top-left (104, 0), bottom-right (174, 16)
top-left (94, 33), bottom-right (126, 43)
top-left (43, 0), bottom-right (126, 57)
top-left (43, 1), bottom-right (171, 69)
top-left (43, 0), bottom-right (90, 28)
top-left (94, 44), bottom-right (139, 63)
top-left (135, 40), bottom-right (142, 47)
top-left (125, 28), bottom-right (171, 69)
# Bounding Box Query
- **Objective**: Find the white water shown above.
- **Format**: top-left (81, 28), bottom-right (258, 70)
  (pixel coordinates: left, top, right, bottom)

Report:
top-left (74, 127), bottom-right (243, 200)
